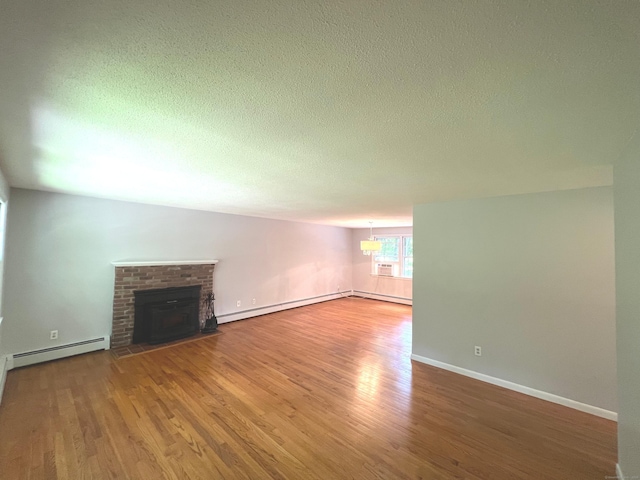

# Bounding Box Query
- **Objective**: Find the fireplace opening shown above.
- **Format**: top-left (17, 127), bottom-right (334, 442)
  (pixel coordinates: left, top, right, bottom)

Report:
top-left (133, 285), bottom-right (201, 344)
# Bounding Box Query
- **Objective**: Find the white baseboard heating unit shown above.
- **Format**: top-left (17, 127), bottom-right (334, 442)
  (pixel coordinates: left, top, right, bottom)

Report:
top-left (11, 336), bottom-right (110, 369)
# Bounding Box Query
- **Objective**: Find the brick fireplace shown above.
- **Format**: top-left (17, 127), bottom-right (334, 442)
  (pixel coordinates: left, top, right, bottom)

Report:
top-left (111, 261), bottom-right (217, 348)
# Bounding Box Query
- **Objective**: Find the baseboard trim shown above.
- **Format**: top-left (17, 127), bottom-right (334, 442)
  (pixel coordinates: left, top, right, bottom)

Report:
top-left (410, 353), bottom-right (617, 421)
top-left (0, 355), bottom-right (8, 406)
top-left (10, 336), bottom-right (111, 369)
top-left (352, 290), bottom-right (412, 305)
top-left (616, 463), bottom-right (625, 479)
top-left (216, 292), bottom-right (351, 324)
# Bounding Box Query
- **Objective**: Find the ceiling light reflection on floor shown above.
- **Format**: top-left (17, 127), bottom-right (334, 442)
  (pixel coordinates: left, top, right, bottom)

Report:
top-left (356, 361), bottom-right (380, 401)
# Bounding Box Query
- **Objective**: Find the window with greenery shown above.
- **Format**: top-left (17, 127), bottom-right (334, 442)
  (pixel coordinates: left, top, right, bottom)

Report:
top-left (372, 235), bottom-right (413, 278)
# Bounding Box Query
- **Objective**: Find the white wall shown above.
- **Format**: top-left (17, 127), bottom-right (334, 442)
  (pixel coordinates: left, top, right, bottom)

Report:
top-left (0, 167), bottom-right (9, 355)
top-left (614, 133), bottom-right (640, 478)
top-left (351, 227), bottom-right (412, 303)
top-left (413, 187), bottom-right (616, 411)
top-left (2, 189), bottom-right (352, 355)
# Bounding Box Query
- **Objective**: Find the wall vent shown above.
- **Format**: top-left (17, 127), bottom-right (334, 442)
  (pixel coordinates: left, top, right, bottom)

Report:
top-left (377, 264), bottom-right (394, 276)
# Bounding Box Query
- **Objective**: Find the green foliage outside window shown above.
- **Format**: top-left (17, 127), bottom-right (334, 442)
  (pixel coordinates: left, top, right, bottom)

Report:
top-left (372, 235), bottom-right (412, 278)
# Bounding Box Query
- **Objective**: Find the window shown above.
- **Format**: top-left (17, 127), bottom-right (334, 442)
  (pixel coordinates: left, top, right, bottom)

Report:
top-left (372, 235), bottom-right (413, 278)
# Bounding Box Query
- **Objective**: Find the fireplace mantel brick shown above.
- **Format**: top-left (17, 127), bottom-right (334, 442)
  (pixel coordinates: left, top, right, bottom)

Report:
top-left (111, 264), bottom-right (215, 347)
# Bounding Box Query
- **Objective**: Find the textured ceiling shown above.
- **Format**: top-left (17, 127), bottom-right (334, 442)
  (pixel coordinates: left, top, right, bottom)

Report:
top-left (0, 0), bottom-right (638, 227)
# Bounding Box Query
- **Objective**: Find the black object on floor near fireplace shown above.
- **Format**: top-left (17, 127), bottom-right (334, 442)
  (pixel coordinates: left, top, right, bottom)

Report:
top-left (133, 285), bottom-right (201, 345)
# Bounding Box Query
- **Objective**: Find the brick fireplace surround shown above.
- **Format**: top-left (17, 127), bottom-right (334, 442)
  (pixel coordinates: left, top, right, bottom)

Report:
top-left (111, 261), bottom-right (217, 348)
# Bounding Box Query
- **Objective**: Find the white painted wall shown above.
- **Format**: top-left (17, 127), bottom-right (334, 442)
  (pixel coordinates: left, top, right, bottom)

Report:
top-left (0, 167), bottom-right (9, 356)
top-left (2, 189), bottom-right (352, 355)
top-left (413, 187), bottom-right (617, 411)
top-left (614, 133), bottom-right (640, 478)
top-left (351, 227), bottom-right (412, 303)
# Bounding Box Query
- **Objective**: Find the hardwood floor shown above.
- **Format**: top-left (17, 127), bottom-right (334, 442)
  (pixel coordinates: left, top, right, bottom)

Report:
top-left (0, 298), bottom-right (616, 479)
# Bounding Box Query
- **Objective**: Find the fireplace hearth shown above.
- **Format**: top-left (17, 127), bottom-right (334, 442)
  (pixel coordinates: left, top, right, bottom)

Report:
top-left (111, 261), bottom-right (217, 348)
top-left (133, 285), bottom-right (202, 345)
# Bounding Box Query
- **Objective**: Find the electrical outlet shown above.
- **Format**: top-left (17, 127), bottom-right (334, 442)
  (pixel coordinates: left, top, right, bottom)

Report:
top-left (252, 298), bottom-right (256, 305)
top-left (236, 300), bottom-right (241, 307)
top-left (50, 330), bottom-right (58, 340)
top-left (474, 346), bottom-right (482, 356)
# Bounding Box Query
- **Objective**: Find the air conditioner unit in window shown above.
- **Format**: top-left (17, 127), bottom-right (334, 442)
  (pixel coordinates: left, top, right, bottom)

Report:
top-left (377, 264), bottom-right (394, 276)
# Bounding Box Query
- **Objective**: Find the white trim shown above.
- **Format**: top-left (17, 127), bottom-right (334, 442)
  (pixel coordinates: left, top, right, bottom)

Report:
top-left (616, 463), bottom-right (624, 480)
top-left (410, 353), bottom-right (617, 421)
top-left (10, 336), bottom-right (110, 369)
top-left (112, 260), bottom-right (219, 267)
top-left (0, 355), bottom-right (8, 406)
top-left (217, 292), bottom-right (349, 324)
top-left (352, 290), bottom-right (412, 305)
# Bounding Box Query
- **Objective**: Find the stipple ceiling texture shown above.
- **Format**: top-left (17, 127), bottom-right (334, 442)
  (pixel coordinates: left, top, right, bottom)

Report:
top-left (0, 1), bottom-right (638, 227)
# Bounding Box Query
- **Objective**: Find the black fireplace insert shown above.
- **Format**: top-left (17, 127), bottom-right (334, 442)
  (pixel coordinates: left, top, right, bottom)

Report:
top-left (133, 285), bottom-right (201, 344)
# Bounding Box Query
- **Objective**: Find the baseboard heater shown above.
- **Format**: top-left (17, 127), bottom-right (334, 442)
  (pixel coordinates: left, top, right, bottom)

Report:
top-left (216, 292), bottom-right (349, 322)
top-left (11, 336), bottom-right (110, 369)
top-left (351, 290), bottom-right (412, 305)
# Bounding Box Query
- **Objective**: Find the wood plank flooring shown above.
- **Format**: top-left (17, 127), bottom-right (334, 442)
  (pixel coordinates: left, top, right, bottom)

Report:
top-left (0, 298), bottom-right (616, 479)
